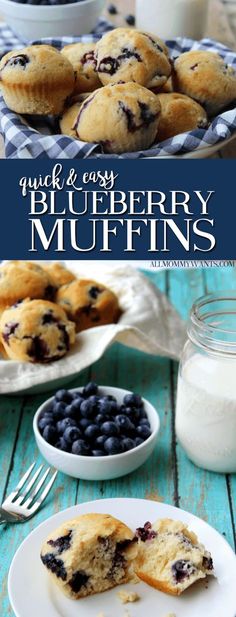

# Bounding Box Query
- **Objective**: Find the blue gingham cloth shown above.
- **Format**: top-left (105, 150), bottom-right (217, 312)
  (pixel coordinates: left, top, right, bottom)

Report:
top-left (0, 21), bottom-right (236, 158)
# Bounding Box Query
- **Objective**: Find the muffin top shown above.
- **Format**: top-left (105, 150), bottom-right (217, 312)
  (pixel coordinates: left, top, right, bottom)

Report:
top-left (61, 42), bottom-right (101, 94)
top-left (95, 28), bottom-right (171, 88)
top-left (0, 299), bottom-right (76, 363)
top-left (0, 45), bottom-right (75, 88)
top-left (0, 261), bottom-right (54, 309)
top-left (156, 92), bottom-right (208, 141)
top-left (174, 50), bottom-right (236, 114)
top-left (71, 82), bottom-right (161, 144)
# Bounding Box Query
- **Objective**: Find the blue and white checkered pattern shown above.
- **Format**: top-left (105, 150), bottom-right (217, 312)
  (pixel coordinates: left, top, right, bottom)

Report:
top-left (0, 21), bottom-right (236, 158)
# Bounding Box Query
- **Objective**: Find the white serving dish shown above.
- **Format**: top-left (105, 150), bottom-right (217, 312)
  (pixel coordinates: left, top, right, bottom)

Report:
top-left (33, 385), bottom-right (160, 480)
top-left (0, 0), bottom-right (105, 40)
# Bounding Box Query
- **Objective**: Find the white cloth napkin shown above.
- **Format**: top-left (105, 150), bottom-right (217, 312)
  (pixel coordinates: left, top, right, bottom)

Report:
top-left (0, 263), bottom-right (186, 394)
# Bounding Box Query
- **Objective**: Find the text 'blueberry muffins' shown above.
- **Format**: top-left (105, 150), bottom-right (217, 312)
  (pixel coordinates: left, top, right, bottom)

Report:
top-left (0, 45), bottom-right (75, 115)
top-left (0, 299), bottom-right (75, 363)
top-left (135, 518), bottom-right (214, 595)
top-left (61, 42), bottom-right (101, 95)
top-left (40, 513), bottom-right (138, 599)
top-left (95, 28), bottom-right (171, 88)
top-left (174, 50), bottom-right (236, 115)
top-left (61, 82), bottom-right (161, 153)
top-left (0, 261), bottom-right (55, 310)
top-left (56, 279), bottom-right (121, 332)
top-left (156, 93), bottom-right (208, 141)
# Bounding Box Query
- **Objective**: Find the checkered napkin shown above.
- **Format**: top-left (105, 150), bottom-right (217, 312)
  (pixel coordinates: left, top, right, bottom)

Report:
top-left (0, 21), bottom-right (236, 158)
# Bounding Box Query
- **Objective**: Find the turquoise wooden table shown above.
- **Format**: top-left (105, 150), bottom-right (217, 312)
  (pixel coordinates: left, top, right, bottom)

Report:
top-left (0, 266), bottom-right (236, 615)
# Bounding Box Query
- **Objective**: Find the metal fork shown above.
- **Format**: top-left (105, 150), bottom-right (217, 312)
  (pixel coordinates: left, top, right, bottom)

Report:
top-left (0, 462), bottom-right (58, 524)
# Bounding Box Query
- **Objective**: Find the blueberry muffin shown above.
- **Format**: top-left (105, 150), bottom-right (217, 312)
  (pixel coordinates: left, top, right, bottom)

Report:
top-left (43, 263), bottom-right (76, 289)
top-left (40, 513), bottom-right (138, 599)
top-left (63, 82), bottom-right (161, 153)
top-left (0, 299), bottom-right (76, 363)
top-left (0, 45), bottom-right (75, 115)
top-left (61, 43), bottom-right (101, 95)
top-left (0, 261), bottom-right (55, 310)
top-left (135, 518), bottom-right (214, 595)
top-left (59, 94), bottom-right (90, 139)
top-left (156, 93), bottom-right (207, 141)
top-left (174, 50), bottom-right (236, 115)
top-left (95, 28), bottom-right (171, 89)
top-left (56, 279), bottom-right (121, 332)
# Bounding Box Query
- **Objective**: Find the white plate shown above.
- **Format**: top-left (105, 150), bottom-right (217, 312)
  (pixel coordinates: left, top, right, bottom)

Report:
top-left (8, 498), bottom-right (236, 617)
top-left (149, 134), bottom-right (236, 159)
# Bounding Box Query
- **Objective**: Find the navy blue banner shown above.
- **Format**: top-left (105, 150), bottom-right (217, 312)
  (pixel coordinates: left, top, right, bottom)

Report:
top-left (1, 159), bottom-right (235, 260)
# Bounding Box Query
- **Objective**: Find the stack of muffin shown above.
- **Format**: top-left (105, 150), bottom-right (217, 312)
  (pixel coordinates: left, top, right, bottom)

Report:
top-left (0, 28), bottom-right (236, 153)
top-left (0, 261), bottom-right (120, 363)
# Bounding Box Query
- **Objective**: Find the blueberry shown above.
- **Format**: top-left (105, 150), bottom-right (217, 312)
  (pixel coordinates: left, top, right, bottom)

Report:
top-left (56, 437), bottom-right (71, 452)
top-left (95, 435), bottom-right (107, 448)
top-left (115, 415), bottom-right (135, 434)
top-left (57, 418), bottom-right (76, 434)
top-left (83, 382), bottom-right (98, 397)
top-left (55, 389), bottom-right (73, 403)
top-left (52, 401), bottom-right (67, 418)
top-left (72, 440), bottom-right (91, 456)
top-left (70, 397), bottom-right (83, 413)
top-left (92, 450), bottom-right (105, 457)
top-left (95, 413), bottom-right (107, 425)
top-left (125, 14), bottom-right (135, 26)
top-left (42, 425), bottom-right (57, 445)
top-left (84, 424), bottom-right (100, 441)
top-left (120, 405), bottom-right (139, 423)
top-left (38, 415), bottom-right (54, 431)
top-left (79, 418), bottom-right (91, 431)
top-left (88, 395), bottom-right (100, 406)
top-left (63, 426), bottom-right (82, 444)
top-left (122, 437), bottom-right (135, 451)
top-left (80, 399), bottom-right (96, 419)
top-left (101, 421), bottom-right (119, 436)
top-left (139, 419), bottom-right (151, 428)
top-left (104, 437), bottom-right (123, 455)
top-left (136, 425), bottom-right (152, 439)
top-left (123, 393), bottom-right (143, 408)
top-left (99, 398), bottom-right (116, 415)
top-left (107, 3), bottom-right (117, 14)
top-left (172, 560), bottom-right (196, 583)
top-left (135, 437), bottom-right (144, 447)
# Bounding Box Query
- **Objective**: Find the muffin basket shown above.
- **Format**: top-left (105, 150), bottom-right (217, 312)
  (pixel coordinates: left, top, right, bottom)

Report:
top-left (0, 21), bottom-right (236, 158)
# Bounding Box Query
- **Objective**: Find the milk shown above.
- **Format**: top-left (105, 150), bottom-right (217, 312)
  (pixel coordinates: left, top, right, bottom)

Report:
top-left (176, 353), bottom-right (236, 472)
top-left (136, 0), bottom-right (208, 40)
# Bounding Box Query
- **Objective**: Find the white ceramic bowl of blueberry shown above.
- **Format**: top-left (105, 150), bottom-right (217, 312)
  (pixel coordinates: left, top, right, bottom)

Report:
top-left (33, 383), bottom-right (160, 480)
top-left (0, 0), bottom-right (105, 40)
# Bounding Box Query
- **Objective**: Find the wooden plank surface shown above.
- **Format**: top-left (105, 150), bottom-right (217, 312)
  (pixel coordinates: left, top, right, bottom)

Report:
top-left (0, 267), bottom-right (235, 616)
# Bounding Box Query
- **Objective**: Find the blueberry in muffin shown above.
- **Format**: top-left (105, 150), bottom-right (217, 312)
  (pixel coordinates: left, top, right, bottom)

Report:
top-left (95, 28), bottom-right (171, 89)
top-left (56, 279), bottom-right (121, 332)
top-left (0, 299), bottom-right (75, 363)
top-left (40, 513), bottom-right (138, 598)
top-left (61, 43), bottom-right (102, 95)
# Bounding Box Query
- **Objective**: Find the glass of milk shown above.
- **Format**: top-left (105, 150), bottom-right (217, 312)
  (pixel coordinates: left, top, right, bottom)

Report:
top-left (176, 293), bottom-right (236, 473)
top-left (136, 0), bottom-right (208, 40)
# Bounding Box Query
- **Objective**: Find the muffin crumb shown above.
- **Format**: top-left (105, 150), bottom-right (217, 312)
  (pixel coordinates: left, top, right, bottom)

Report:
top-left (117, 590), bottom-right (141, 604)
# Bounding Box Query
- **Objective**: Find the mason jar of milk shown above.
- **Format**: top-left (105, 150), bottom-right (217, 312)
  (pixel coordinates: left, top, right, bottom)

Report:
top-left (136, 0), bottom-right (208, 40)
top-left (176, 293), bottom-right (236, 473)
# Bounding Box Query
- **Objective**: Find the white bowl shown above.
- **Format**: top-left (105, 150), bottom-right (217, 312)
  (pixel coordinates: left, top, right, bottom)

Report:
top-left (0, 0), bottom-right (105, 40)
top-left (33, 386), bottom-right (160, 480)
